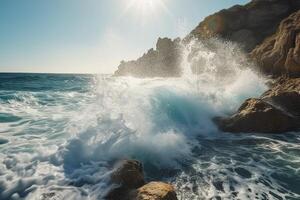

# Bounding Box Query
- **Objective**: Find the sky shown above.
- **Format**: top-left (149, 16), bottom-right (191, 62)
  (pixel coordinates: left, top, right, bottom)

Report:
top-left (0, 0), bottom-right (250, 74)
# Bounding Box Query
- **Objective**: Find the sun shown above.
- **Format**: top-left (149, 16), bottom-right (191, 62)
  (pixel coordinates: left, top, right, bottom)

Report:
top-left (123, 0), bottom-right (169, 21)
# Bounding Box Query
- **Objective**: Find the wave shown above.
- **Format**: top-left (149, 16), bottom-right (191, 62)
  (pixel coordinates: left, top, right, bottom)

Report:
top-left (0, 39), bottom-right (299, 200)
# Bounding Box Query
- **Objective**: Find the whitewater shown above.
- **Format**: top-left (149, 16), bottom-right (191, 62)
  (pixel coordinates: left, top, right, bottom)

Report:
top-left (0, 40), bottom-right (299, 200)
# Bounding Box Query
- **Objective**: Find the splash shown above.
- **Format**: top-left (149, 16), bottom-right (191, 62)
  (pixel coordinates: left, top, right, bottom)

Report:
top-left (0, 40), bottom-right (298, 200)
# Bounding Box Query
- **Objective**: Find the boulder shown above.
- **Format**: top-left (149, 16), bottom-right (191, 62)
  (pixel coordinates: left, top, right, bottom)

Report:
top-left (104, 160), bottom-right (179, 200)
top-left (250, 10), bottom-right (300, 76)
top-left (188, 0), bottom-right (300, 52)
top-left (214, 98), bottom-right (299, 133)
top-left (105, 160), bottom-right (145, 200)
top-left (261, 77), bottom-right (300, 117)
top-left (129, 182), bottom-right (178, 200)
top-left (110, 160), bottom-right (145, 188)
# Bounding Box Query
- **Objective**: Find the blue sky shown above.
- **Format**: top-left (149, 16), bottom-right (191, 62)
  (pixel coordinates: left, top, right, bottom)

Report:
top-left (0, 0), bottom-right (249, 74)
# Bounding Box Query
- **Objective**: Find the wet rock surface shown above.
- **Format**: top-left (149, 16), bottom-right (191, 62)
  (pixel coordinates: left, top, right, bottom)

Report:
top-left (261, 77), bottom-right (300, 117)
top-left (105, 160), bottom-right (178, 200)
top-left (110, 159), bottom-right (145, 188)
top-left (214, 77), bottom-right (300, 134)
top-left (214, 98), bottom-right (299, 133)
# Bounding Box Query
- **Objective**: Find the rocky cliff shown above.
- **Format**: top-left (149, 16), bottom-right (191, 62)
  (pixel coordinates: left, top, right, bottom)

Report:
top-left (114, 0), bottom-right (300, 77)
top-left (189, 0), bottom-right (300, 52)
top-left (114, 37), bottom-right (182, 77)
top-left (250, 10), bottom-right (300, 76)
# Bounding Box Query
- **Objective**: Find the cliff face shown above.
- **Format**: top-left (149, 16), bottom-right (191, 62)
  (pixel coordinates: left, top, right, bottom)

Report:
top-left (114, 37), bottom-right (182, 77)
top-left (250, 10), bottom-right (300, 76)
top-left (189, 0), bottom-right (300, 52)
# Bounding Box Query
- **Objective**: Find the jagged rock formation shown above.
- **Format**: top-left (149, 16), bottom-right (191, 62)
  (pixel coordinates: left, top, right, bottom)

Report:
top-left (189, 0), bottom-right (300, 52)
top-left (214, 78), bottom-right (300, 133)
top-left (114, 38), bottom-right (182, 77)
top-left (105, 160), bottom-right (178, 200)
top-left (250, 10), bottom-right (300, 76)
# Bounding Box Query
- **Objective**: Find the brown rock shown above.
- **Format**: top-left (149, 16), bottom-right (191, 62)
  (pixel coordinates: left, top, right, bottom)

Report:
top-left (188, 0), bottom-right (300, 52)
top-left (261, 77), bottom-right (300, 117)
top-left (110, 160), bottom-right (145, 188)
top-left (214, 98), bottom-right (299, 133)
top-left (129, 182), bottom-right (178, 200)
top-left (105, 160), bottom-right (145, 200)
top-left (250, 10), bottom-right (300, 76)
top-left (114, 37), bottom-right (182, 77)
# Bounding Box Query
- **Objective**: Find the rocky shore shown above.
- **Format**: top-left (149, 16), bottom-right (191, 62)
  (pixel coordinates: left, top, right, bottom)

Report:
top-left (114, 0), bottom-right (300, 134)
top-left (115, 0), bottom-right (300, 78)
top-left (214, 10), bottom-right (300, 133)
top-left (109, 1), bottom-right (300, 198)
top-left (214, 77), bottom-right (300, 133)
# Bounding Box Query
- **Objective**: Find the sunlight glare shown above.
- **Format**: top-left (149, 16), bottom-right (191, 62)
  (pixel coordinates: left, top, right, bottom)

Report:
top-left (123, 0), bottom-right (170, 22)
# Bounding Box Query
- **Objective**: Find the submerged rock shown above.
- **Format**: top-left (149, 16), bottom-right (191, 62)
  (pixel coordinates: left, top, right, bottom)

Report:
top-left (214, 98), bottom-right (299, 133)
top-left (105, 160), bottom-right (178, 200)
top-left (251, 10), bottom-right (300, 76)
top-left (129, 182), bottom-right (178, 200)
top-left (188, 0), bottom-right (300, 52)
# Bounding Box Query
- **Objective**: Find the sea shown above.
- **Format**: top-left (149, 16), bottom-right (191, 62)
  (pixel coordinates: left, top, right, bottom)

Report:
top-left (0, 40), bottom-right (299, 200)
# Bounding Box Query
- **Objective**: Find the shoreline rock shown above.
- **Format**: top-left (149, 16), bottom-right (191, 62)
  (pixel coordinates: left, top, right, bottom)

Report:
top-left (214, 78), bottom-right (300, 133)
top-left (105, 160), bottom-right (178, 200)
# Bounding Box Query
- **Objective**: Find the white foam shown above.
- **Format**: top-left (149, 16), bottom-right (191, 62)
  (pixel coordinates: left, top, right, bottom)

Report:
top-left (2, 38), bottom-right (297, 200)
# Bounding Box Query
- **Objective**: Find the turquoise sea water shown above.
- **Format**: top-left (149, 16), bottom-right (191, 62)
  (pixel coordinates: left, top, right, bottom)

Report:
top-left (0, 73), bottom-right (299, 200)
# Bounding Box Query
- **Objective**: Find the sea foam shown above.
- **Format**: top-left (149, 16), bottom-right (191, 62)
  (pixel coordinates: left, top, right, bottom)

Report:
top-left (0, 40), bottom-right (299, 200)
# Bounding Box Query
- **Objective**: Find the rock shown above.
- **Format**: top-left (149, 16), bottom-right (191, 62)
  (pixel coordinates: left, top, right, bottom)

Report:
top-left (214, 77), bottom-right (300, 133)
top-left (114, 0), bottom-right (300, 77)
top-left (104, 160), bottom-right (179, 200)
top-left (105, 160), bottom-right (145, 200)
top-left (188, 0), bottom-right (300, 52)
top-left (250, 10), bottom-right (300, 76)
top-left (114, 37), bottom-right (182, 77)
top-left (231, 29), bottom-right (257, 51)
top-left (129, 182), bottom-right (178, 200)
top-left (214, 98), bottom-right (299, 133)
top-left (111, 160), bottom-right (145, 188)
top-left (261, 77), bottom-right (300, 117)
